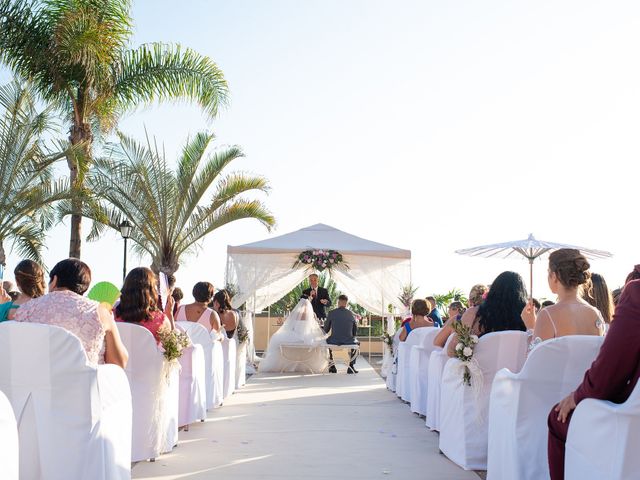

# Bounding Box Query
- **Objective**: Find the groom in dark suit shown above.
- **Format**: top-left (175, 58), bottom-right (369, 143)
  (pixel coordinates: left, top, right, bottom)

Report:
top-left (324, 294), bottom-right (359, 374)
top-left (302, 273), bottom-right (331, 322)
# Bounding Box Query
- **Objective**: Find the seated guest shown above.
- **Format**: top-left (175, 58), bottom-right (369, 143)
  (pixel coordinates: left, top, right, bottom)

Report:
top-left (522, 249), bottom-right (604, 346)
top-left (468, 284), bottom-right (489, 307)
top-left (547, 280), bottom-right (640, 480)
top-left (541, 300), bottom-right (555, 309)
top-left (115, 267), bottom-right (172, 342)
top-left (400, 299), bottom-right (433, 342)
top-left (625, 264), bottom-right (640, 285)
top-left (324, 294), bottom-right (359, 374)
top-left (2, 280), bottom-right (19, 301)
top-left (448, 301), bottom-right (466, 321)
top-left (582, 272), bottom-right (614, 324)
top-left (612, 288), bottom-right (622, 306)
top-left (0, 260), bottom-right (46, 321)
top-left (213, 289), bottom-right (238, 339)
top-left (426, 296), bottom-right (443, 327)
top-left (16, 258), bottom-right (128, 368)
top-left (447, 271), bottom-right (527, 357)
top-left (171, 287), bottom-right (184, 317)
top-left (176, 281), bottom-right (221, 334)
top-left (532, 298), bottom-right (541, 313)
top-left (434, 285), bottom-right (485, 349)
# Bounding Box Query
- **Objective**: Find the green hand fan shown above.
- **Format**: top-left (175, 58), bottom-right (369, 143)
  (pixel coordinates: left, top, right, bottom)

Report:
top-left (87, 281), bottom-right (121, 306)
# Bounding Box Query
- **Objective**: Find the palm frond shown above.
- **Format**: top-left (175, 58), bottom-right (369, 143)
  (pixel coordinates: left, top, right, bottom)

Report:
top-left (114, 43), bottom-right (229, 118)
top-left (82, 130), bottom-right (273, 275)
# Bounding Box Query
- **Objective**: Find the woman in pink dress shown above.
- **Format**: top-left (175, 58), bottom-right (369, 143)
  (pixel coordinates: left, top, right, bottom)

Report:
top-left (114, 267), bottom-right (172, 342)
top-left (175, 281), bottom-right (221, 334)
top-left (16, 258), bottom-right (128, 368)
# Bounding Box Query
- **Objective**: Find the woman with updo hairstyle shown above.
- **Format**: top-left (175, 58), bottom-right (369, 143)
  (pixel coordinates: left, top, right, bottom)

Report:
top-left (115, 267), bottom-right (173, 342)
top-left (175, 281), bottom-right (221, 334)
top-left (582, 273), bottom-right (615, 324)
top-left (468, 284), bottom-right (489, 307)
top-left (521, 248), bottom-right (605, 347)
top-left (447, 271), bottom-right (528, 357)
top-left (0, 260), bottom-right (46, 321)
top-left (399, 298), bottom-right (434, 342)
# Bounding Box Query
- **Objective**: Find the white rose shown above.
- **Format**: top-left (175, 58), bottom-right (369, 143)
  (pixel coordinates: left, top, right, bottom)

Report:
top-left (470, 335), bottom-right (479, 344)
top-left (463, 347), bottom-right (473, 357)
top-left (456, 343), bottom-right (463, 351)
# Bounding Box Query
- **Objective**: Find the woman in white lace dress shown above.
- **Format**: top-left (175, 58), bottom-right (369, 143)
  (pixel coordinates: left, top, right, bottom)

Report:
top-left (258, 297), bottom-right (328, 373)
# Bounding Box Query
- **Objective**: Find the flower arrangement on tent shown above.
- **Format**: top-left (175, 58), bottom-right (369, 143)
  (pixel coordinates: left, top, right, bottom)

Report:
top-left (451, 321), bottom-right (480, 386)
top-left (293, 249), bottom-right (348, 272)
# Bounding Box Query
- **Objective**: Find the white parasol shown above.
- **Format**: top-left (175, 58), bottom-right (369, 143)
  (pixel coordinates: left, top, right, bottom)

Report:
top-left (455, 234), bottom-right (613, 299)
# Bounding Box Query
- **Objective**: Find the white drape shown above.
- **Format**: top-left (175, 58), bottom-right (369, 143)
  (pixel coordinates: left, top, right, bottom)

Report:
top-left (227, 252), bottom-right (411, 316)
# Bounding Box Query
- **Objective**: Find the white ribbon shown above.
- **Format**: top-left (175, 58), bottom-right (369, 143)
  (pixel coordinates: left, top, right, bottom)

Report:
top-left (454, 357), bottom-right (485, 424)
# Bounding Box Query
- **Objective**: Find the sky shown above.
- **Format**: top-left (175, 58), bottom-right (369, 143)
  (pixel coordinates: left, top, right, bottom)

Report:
top-left (3, 0), bottom-right (640, 304)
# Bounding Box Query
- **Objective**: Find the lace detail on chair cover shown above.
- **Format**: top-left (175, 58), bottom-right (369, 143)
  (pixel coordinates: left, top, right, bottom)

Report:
top-left (16, 290), bottom-right (106, 365)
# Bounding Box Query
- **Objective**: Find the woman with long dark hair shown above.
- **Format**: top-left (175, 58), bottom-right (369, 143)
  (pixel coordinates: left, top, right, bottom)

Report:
top-left (582, 273), bottom-right (614, 324)
top-left (213, 289), bottom-right (238, 339)
top-left (447, 271), bottom-right (527, 357)
top-left (114, 267), bottom-right (173, 342)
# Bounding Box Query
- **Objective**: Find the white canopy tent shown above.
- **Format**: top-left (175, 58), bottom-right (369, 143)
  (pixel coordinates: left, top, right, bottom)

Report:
top-left (226, 223), bottom-right (412, 316)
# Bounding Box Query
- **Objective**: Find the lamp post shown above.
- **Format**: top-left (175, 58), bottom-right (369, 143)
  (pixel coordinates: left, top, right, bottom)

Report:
top-left (119, 220), bottom-right (132, 283)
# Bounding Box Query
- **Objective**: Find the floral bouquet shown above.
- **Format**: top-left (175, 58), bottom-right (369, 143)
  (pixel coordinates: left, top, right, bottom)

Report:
top-left (450, 321), bottom-right (480, 386)
top-left (293, 249), bottom-right (348, 272)
top-left (157, 326), bottom-right (191, 362)
top-left (237, 322), bottom-right (249, 344)
top-left (381, 331), bottom-right (394, 356)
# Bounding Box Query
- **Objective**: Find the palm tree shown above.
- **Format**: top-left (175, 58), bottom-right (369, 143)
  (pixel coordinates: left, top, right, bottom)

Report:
top-left (433, 288), bottom-right (469, 315)
top-left (0, 81), bottom-right (71, 269)
top-left (60, 130), bottom-right (274, 276)
top-left (0, 0), bottom-right (229, 258)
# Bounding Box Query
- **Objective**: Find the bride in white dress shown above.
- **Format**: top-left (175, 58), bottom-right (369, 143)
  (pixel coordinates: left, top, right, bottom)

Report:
top-left (258, 297), bottom-right (329, 373)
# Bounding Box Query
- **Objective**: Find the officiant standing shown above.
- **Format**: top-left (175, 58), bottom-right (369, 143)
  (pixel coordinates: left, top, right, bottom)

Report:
top-left (302, 273), bottom-right (331, 323)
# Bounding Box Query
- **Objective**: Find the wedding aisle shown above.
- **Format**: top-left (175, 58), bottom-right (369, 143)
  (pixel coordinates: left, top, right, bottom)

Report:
top-left (132, 358), bottom-right (477, 480)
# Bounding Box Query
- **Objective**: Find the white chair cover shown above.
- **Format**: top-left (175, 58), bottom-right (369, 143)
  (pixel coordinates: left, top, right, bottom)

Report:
top-left (385, 330), bottom-right (402, 392)
top-left (221, 334), bottom-right (237, 399)
top-left (409, 328), bottom-right (441, 416)
top-left (487, 335), bottom-right (604, 480)
top-left (236, 340), bottom-right (247, 389)
top-left (398, 327), bottom-right (436, 403)
top-left (116, 323), bottom-right (179, 462)
top-left (211, 332), bottom-right (225, 407)
top-left (0, 322), bottom-right (131, 479)
top-left (565, 376), bottom-right (640, 479)
top-left (178, 322), bottom-right (223, 410)
top-left (425, 337), bottom-right (452, 430)
top-left (177, 341), bottom-right (207, 427)
top-left (0, 389), bottom-right (18, 480)
top-left (439, 331), bottom-right (528, 470)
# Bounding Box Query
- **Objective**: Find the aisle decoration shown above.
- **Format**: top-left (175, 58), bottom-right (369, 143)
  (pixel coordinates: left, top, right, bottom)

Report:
top-left (158, 326), bottom-right (191, 363)
top-left (451, 321), bottom-right (482, 388)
